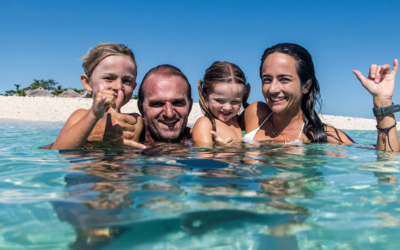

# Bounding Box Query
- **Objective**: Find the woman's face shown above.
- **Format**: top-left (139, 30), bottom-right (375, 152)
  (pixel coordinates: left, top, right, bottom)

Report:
top-left (89, 55), bottom-right (137, 109)
top-left (261, 52), bottom-right (310, 115)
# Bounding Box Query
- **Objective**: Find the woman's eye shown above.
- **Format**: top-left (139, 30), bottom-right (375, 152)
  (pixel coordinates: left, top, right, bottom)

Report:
top-left (263, 78), bottom-right (271, 84)
top-left (281, 78), bottom-right (290, 83)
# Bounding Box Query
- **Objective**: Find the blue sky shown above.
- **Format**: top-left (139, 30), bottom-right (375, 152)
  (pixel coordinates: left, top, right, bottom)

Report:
top-left (1, 0), bottom-right (399, 119)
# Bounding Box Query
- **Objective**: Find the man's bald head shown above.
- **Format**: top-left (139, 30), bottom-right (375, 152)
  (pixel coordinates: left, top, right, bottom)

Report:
top-left (138, 64), bottom-right (191, 104)
top-left (137, 64), bottom-right (193, 142)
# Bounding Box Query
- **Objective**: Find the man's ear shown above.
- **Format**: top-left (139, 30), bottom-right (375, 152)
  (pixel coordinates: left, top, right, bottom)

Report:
top-left (80, 74), bottom-right (92, 91)
top-left (137, 100), bottom-right (143, 116)
top-left (302, 80), bottom-right (312, 94)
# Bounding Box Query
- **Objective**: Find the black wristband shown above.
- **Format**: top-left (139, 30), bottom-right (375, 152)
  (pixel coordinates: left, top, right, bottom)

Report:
top-left (373, 103), bottom-right (400, 117)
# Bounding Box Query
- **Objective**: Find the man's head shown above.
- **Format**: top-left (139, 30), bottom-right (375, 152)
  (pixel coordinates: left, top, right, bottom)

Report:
top-left (138, 65), bottom-right (193, 142)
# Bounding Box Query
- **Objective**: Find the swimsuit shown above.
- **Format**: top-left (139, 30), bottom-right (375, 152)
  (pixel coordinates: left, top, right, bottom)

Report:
top-left (242, 113), bottom-right (304, 143)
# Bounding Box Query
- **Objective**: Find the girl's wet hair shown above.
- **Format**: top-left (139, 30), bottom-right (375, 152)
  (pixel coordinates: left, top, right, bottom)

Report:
top-left (81, 43), bottom-right (137, 79)
top-left (198, 61), bottom-right (250, 131)
top-left (260, 43), bottom-right (353, 143)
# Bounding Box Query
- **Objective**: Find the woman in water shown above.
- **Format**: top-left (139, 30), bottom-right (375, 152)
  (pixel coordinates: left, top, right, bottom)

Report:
top-left (192, 61), bottom-right (250, 146)
top-left (242, 43), bottom-right (399, 151)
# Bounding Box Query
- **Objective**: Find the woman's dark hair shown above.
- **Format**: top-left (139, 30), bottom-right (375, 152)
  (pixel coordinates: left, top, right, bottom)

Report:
top-left (260, 43), bottom-right (352, 143)
top-left (198, 61), bottom-right (250, 131)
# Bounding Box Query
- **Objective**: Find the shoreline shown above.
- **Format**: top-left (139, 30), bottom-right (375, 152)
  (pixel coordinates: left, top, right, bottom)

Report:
top-left (1, 96), bottom-right (398, 130)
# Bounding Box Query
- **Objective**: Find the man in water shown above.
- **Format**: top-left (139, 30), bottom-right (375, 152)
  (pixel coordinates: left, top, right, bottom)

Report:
top-left (85, 64), bottom-right (192, 148)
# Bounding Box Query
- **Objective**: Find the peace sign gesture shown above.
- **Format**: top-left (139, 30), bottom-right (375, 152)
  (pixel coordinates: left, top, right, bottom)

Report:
top-left (353, 59), bottom-right (398, 104)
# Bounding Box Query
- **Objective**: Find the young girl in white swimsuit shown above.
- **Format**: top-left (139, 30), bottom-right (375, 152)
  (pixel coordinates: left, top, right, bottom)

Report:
top-left (192, 61), bottom-right (251, 147)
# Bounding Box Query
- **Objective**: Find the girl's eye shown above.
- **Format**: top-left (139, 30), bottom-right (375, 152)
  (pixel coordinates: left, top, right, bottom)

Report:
top-left (281, 78), bottom-right (290, 83)
top-left (231, 101), bottom-right (241, 105)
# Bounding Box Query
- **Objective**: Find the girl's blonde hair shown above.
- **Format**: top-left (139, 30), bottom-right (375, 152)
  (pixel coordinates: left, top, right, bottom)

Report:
top-left (81, 43), bottom-right (137, 78)
top-left (198, 61), bottom-right (250, 131)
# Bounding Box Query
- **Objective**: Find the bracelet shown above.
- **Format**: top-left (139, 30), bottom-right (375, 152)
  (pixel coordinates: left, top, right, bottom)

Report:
top-left (373, 103), bottom-right (400, 117)
top-left (376, 121), bottom-right (397, 151)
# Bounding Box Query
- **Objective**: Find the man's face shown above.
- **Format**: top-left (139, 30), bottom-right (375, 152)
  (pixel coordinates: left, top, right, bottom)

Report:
top-left (140, 74), bottom-right (192, 142)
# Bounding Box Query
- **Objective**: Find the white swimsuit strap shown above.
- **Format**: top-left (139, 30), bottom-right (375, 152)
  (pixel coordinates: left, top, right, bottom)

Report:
top-left (258, 112), bottom-right (273, 130)
top-left (296, 123), bottom-right (305, 141)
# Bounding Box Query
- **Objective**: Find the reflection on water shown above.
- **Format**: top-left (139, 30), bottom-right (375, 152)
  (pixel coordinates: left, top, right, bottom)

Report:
top-left (1, 121), bottom-right (400, 250)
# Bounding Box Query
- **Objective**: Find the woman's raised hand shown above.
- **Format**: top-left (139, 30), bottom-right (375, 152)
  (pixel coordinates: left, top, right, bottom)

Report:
top-left (353, 59), bottom-right (398, 104)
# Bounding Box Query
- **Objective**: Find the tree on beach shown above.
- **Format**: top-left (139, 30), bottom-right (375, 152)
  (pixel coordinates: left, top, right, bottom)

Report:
top-left (3, 79), bottom-right (85, 96)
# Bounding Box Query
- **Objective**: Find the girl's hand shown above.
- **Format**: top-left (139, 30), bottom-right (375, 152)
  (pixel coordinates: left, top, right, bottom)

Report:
top-left (210, 131), bottom-right (234, 146)
top-left (92, 89), bottom-right (116, 119)
top-left (353, 59), bottom-right (398, 107)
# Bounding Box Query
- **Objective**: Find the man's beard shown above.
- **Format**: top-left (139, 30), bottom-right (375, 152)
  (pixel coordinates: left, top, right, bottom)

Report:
top-left (145, 120), bottom-right (185, 143)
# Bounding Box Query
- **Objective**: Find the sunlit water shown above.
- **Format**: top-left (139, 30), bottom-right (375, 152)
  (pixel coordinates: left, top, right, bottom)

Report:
top-left (1, 119), bottom-right (400, 250)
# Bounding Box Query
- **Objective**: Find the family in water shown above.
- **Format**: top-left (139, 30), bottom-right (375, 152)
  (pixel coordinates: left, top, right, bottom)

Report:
top-left (50, 43), bottom-right (399, 152)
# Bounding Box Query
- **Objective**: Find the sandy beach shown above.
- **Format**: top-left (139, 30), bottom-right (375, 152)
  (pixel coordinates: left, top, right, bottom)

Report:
top-left (1, 96), bottom-right (399, 130)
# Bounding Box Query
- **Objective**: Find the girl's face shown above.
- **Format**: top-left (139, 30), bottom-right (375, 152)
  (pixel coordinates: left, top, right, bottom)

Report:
top-left (87, 55), bottom-right (137, 109)
top-left (207, 82), bottom-right (245, 122)
top-left (261, 52), bottom-right (310, 115)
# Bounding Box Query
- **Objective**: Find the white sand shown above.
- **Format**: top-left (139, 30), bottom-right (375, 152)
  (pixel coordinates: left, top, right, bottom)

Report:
top-left (1, 96), bottom-right (399, 130)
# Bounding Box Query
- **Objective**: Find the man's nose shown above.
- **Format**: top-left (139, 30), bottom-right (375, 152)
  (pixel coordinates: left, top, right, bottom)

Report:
top-left (163, 102), bottom-right (175, 119)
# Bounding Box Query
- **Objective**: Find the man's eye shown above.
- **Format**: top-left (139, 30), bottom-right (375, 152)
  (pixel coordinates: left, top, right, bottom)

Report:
top-left (173, 101), bottom-right (185, 107)
top-left (150, 102), bottom-right (163, 107)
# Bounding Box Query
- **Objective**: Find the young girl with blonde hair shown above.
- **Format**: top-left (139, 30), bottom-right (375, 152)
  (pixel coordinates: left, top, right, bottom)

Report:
top-left (51, 43), bottom-right (143, 149)
top-left (192, 61), bottom-right (250, 146)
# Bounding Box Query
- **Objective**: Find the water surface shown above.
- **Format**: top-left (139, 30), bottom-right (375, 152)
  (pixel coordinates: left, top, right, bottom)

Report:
top-left (0, 119), bottom-right (399, 250)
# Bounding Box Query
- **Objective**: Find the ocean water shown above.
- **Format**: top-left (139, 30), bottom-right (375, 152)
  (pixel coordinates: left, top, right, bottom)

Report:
top-left (1, 119), bottom-right (400, 250)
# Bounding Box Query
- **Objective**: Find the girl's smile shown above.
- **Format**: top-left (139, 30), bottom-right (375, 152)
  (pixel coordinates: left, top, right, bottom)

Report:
top-left (207, 83), bottom-right (245, 123)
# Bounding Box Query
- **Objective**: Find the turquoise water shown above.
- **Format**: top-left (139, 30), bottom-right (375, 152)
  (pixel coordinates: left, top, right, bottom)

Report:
top-left (1, 119), bottom-right (400, 250)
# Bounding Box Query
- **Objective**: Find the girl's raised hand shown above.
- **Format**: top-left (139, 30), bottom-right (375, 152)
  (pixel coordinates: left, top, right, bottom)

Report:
top-left (92, 88), bottom-right (116, 119)
top-left (210, 131), bottom-right (234, 146)
top-left (353, 59), bottom-right (398, 104)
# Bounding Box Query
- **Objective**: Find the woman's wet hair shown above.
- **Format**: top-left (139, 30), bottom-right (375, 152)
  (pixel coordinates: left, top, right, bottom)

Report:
top-left (260, 43), bottom-right (353, 143)
top-left (198, 61), bottom-right (250, 131)
top-left (81, 43), bottom-right (137, 79)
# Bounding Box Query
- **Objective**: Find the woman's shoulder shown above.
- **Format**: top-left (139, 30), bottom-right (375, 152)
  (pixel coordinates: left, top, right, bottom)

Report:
top-left (244, 102), bottom-right (272, 131)
top-left (324, 125), bottom-right (354, 144)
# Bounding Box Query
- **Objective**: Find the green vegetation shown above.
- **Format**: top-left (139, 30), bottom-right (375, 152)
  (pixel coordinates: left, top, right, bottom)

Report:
top-left (3, 79), bottom-right (85, 96)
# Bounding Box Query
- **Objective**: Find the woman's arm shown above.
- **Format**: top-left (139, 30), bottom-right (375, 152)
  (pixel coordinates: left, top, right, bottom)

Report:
top-left (353, 59), bottom-right (399, 151)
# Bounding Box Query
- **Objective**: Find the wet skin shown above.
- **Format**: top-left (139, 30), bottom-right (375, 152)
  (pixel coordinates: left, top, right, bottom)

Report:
top-left (139, 74), bottom-right (193, 143)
